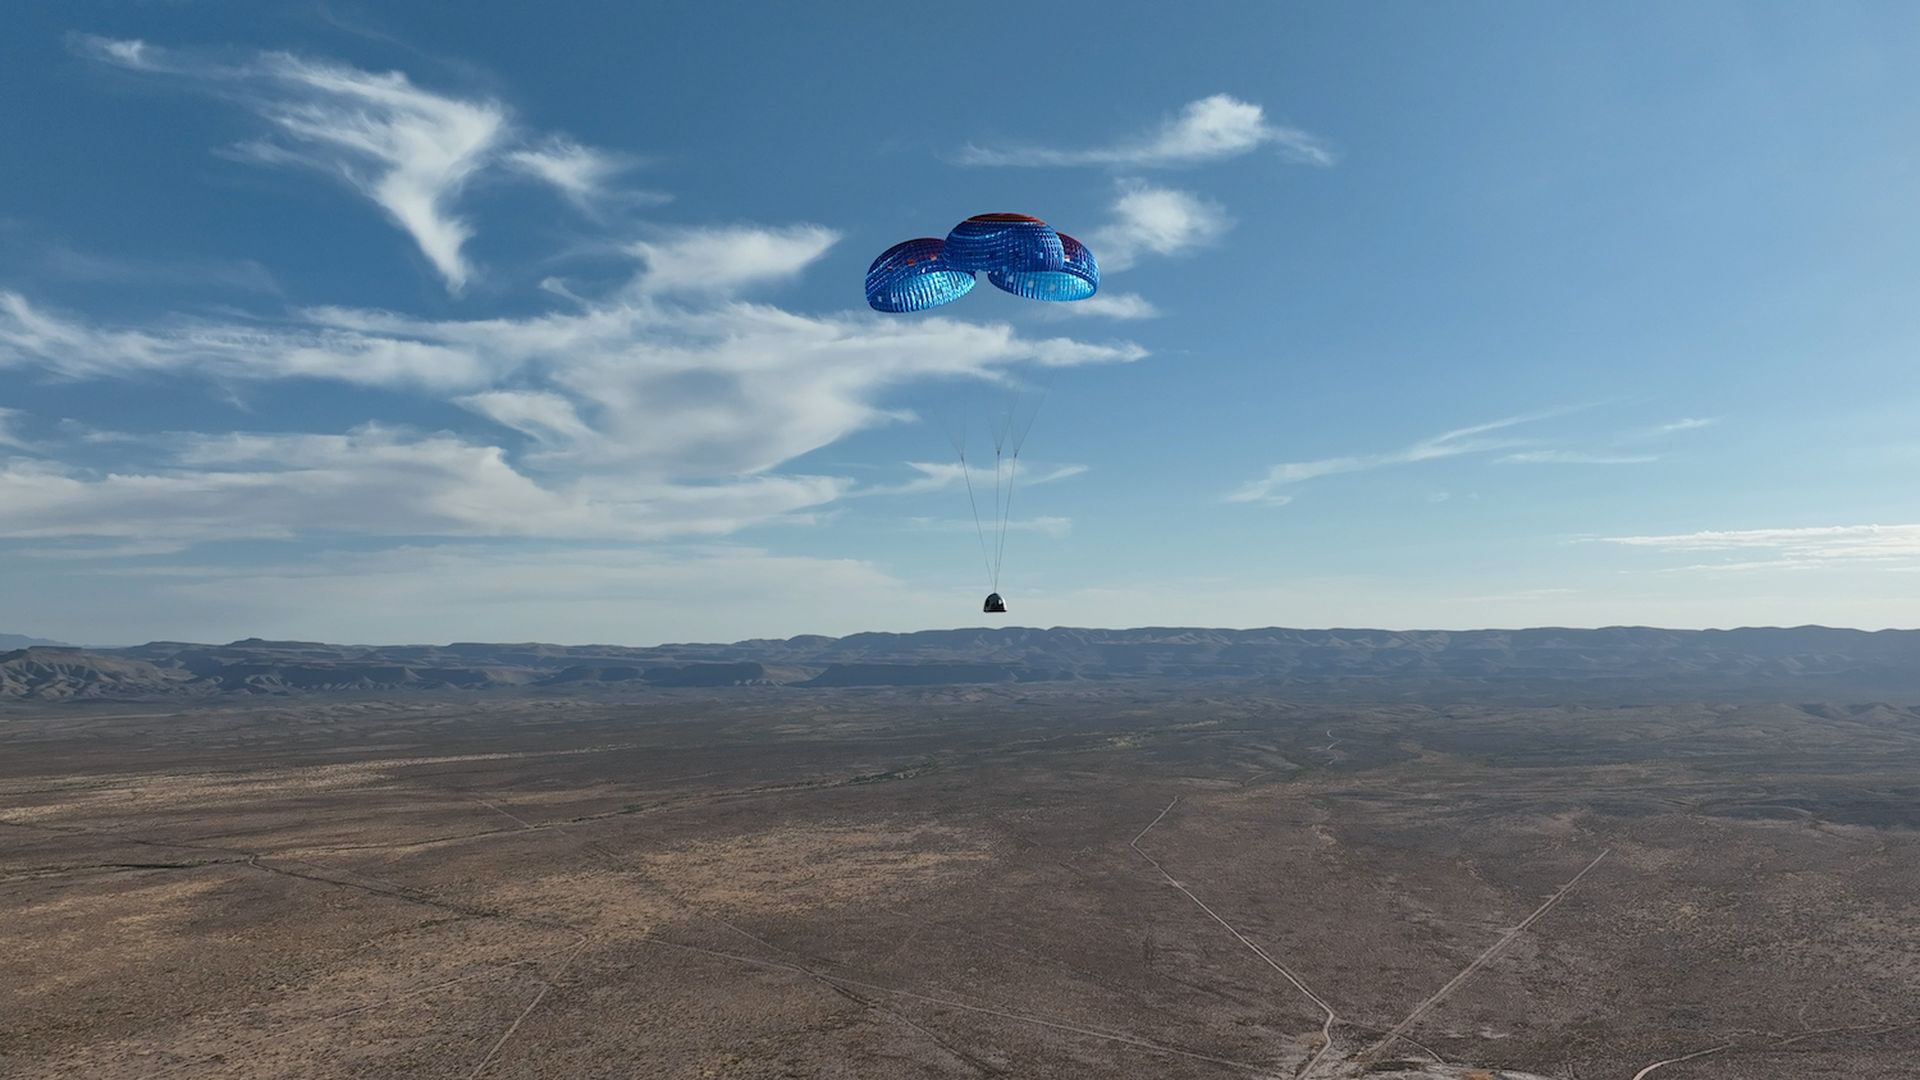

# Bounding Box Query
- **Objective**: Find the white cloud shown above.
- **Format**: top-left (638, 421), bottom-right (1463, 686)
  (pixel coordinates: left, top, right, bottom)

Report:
top-left (233, 55), bottom-right (504, 292)
top-left (4, 287), bottom-right (1141, 478)
top-left (455, 390), bottom-right (596, 445)
top-left (628, 225), bottom-right (840, 295)
top-left (1497, 450), bottom-right (1658, 465)
top-left (32, 42), bottom-right (1148, 592)
top-left (1050, 292), bottom-right (1161, 320)
top-left (306, 301), bottom-right (1136, 477)
top-left (1599, 523), bottom-right (1920, 570)
top-left (506, 136), bottom-right (660, 211)
top-left (1461, 587), bottom-right (1578, 603)
top-left (82, 39), bottom-right (637, 293)
top-left (856, 461), bottom-right (967, 497)
top-left (9, 540), bottom-right (192, 559)
top-left (0, 291), bottom-right (503, 390)
top-left (1091, 183), bottom-right (1232, 272)
top-left (958, 94), bottom-right (1333, 169)
top-left (97, 38), bottom-right (155, 69)
top-left (3, 256), bottom-right (1138, 546)
top-left (1226, 410), bottom-right (1568, 504)
top-left (859, 461), bottom-right (1088, 497)
top-left (1619, 416), bottom-right (1721, 443)
top-left (1025, 462), bottom-right (1090, 485)
top-left (31, 543), bottom-right (950, 646)
top-left (0, 427), bottom-right (848, 543)
top-left (0, 406), bottom-right (31, 451)
top-left (906, 515), bottom-right (1072, 539)
top-left (38, 245), bottom-right (281, 294)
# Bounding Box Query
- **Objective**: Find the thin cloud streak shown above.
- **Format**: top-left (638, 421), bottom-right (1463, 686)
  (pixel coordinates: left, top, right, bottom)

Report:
top-left (1600, 523), bottom-right (1920, 569)
top-left (506, 136), bottom-right (666, 212)
top-left (38, 245), bottom-right (282, 294)
top-left (1497, 450), bottom-right (1658, 465)
top-left (0, 426), bottom-right (852, 544)
top-left (1623, 416), bottom-right (1722, 442)
top-left (0, 407), bottom-right (33, 451)
top-left (81, 37), bottom-right (641, 293)
top-left (1049, 292), bottom-right (1161, 320)
top-left (905, 515), bottom-right (1071, 538)
top-left (1, 282), bottom-right (1142, 478)
top-left (628, 225), bottom-right (840, 295)
top-left (856, 461), bottom-right (1089, 498)
top-left (1226, 408), bottom-right (1577, 504)
top-left (957, 94), bottom-right (1333, 168)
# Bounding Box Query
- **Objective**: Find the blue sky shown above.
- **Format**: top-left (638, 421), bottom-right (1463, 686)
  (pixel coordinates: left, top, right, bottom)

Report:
top-left (3, 2), bottom-right (1919, 644)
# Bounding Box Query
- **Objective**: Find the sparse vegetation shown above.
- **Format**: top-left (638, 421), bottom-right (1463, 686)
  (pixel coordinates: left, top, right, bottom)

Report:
top-left (3, 680), bottom-right (1917, 1076)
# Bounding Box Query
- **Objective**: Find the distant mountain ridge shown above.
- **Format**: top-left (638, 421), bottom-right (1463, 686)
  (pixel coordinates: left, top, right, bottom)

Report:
top-left (3, 625), bottom-right (1918, 701)
top-left (0, 633), bottom-right (70, 650)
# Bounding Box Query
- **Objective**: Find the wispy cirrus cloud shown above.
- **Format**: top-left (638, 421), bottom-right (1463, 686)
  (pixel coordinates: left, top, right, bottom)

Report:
top-left (1615, 416), bottom-right (1722, 444)
top-left (628, 225), bottom-right (840, 295)
top-left (1, 280), bottom-right (1141, 479)
top-left (1091, 182), bottom-right (1233, 272)
top-left (1226, 410), bottom-right (1571, 505)
top-left (1048, 292), bottom-right (1161, 320)
top-left (1227, 404), bottom-right (1723, 504)
top-left (506, 136), bottom-right (663, 213)
top-left (26, 542), bottom-right (949, 646)
top-left (1497, 450), bottom-right (1658, 465)
top-left (859, 461), bottom-right (1089, 497)
top-left (10, 540), bottom-right (193, 560)
top-left (453, 390), bottom-right (596, 447)
top-left (80, 37), bottom-right (640, 293)
top-left (1497, 413), bottom-right (1718, 464)
top-left (1, 224), bottom-right (1139, 547)
top-left (0, 407), bottom-right (32, 451)
top-left (1648, 416), bottom-right (1720, 435)
top-left (905, 515), bottom-right (1072, 539)
top-left (19, 44), bottom-right (1146, 571)
top-left (0, 426), bottom-right (850, 543)
top-left (957, 94), bottom-right (1333, 168)
top-left (36, 243), bottom-right (281, 294)
top-left (1598, 523), bottom-right (1920, 571)
top-left (0, 290), bottom-right (505, 390)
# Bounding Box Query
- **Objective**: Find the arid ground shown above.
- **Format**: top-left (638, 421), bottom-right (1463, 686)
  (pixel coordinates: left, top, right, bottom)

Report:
top-left (4, 686), bottom-right (1917, 1078)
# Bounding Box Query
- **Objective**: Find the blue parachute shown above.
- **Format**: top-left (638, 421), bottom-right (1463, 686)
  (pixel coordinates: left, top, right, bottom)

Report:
top-left (989, 232), bottom-right (1097, 302)
top-left (865, 213), bottom-right (1097, 312)
top-left (867, 215), bottom-right (1092, 616)
top-left (942, 213), bottom-right (1066, 275)
top-left (864, 238), bottom-right (977, 313)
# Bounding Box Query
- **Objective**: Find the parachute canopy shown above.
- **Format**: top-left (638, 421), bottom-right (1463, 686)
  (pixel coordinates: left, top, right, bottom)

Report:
top-left (864, 238), bottom-right (977, 313)
top-left (942, 213), bottom-right (1066, 274)
top-left (989, 232), bottom-right (1097, 302)
top-left (865, 213), bottom-right (1098, 312)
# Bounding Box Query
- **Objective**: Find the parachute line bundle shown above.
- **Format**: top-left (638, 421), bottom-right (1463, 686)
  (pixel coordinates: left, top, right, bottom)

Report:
top-left (866, 213), bottom-right (1098, 313)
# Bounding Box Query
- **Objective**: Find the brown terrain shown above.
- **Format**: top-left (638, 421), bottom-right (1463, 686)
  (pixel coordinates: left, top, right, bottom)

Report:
top-left (3, 629), bottom-right (1918, 1077)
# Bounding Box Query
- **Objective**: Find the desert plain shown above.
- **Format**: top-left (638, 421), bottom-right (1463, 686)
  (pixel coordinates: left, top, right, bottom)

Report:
top-left (4, 677), bottom-right (1918, 1078)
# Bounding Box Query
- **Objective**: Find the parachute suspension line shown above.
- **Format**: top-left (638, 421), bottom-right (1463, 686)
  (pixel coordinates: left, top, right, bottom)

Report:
top-left (940, 390), bottom-right (1043, 600)
top-left (956, 448), bottom-right (994, 590)
top-left (985, 393), bottom-right (1016, 593)
top-left (998, 443), bottom-right (1013, 588)
top-left (996, 451), bottom-right (1019, 592)
top-left (991, 391), bottom-right (1042, 598)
